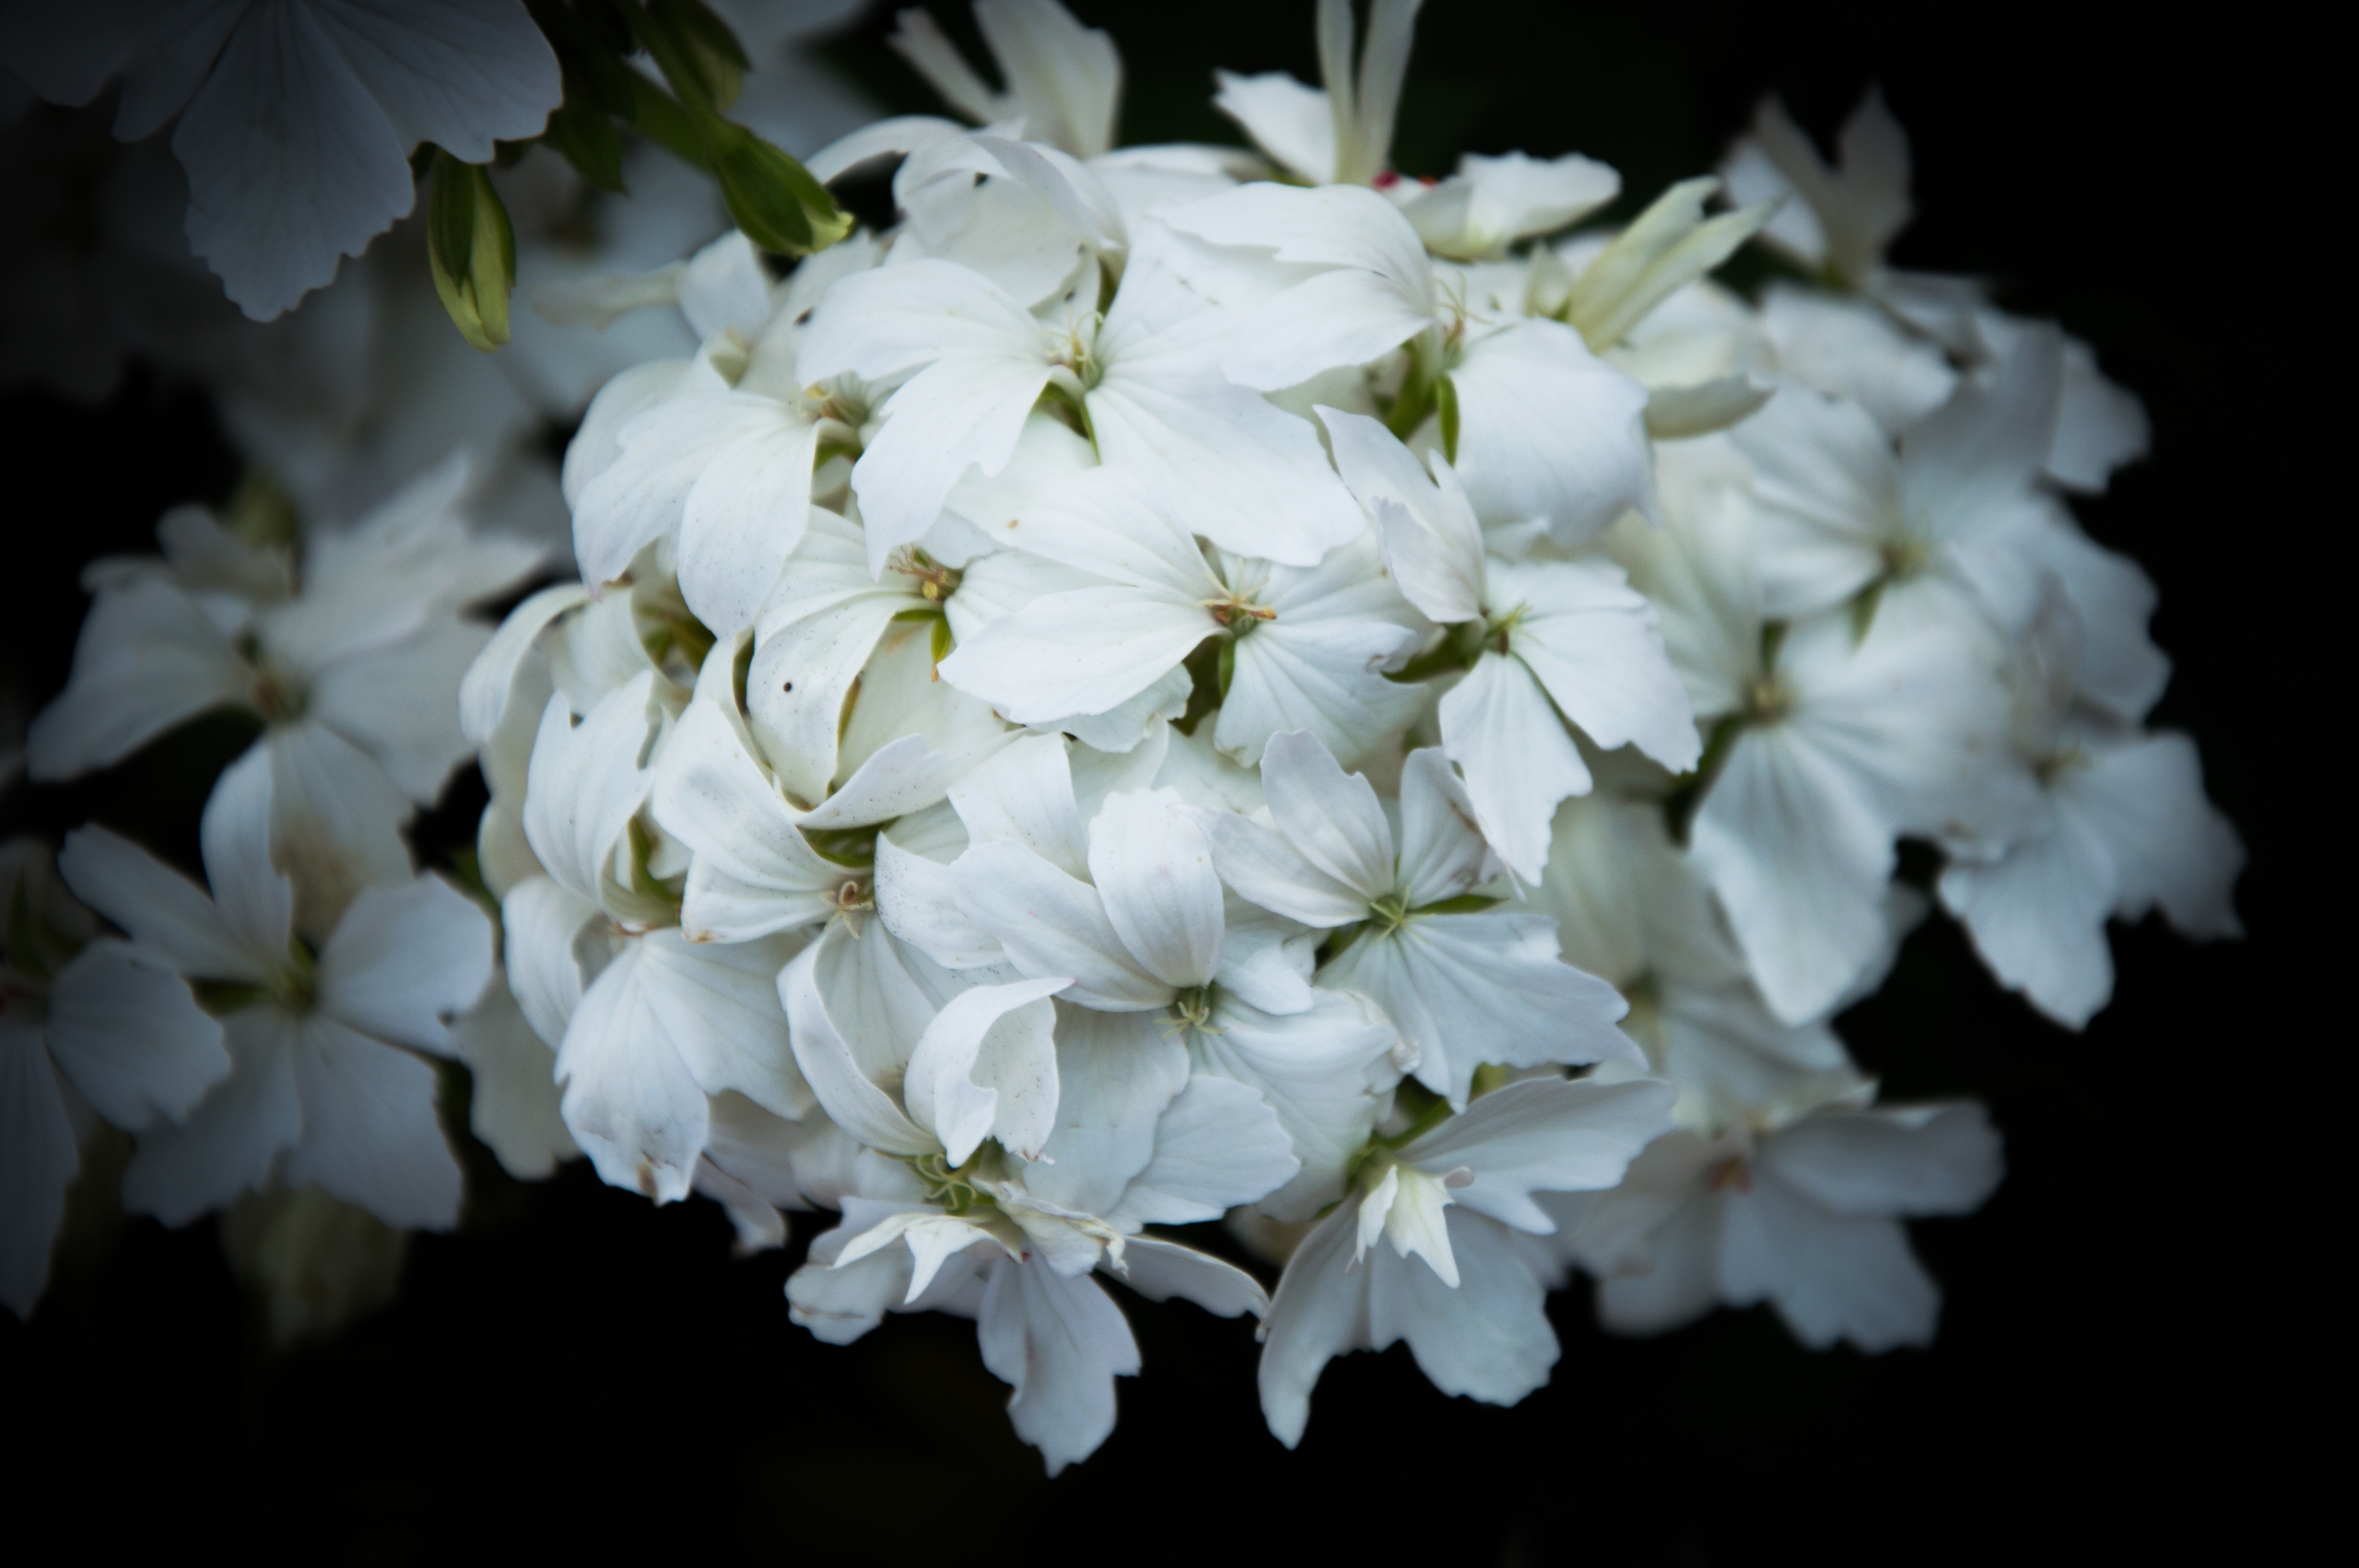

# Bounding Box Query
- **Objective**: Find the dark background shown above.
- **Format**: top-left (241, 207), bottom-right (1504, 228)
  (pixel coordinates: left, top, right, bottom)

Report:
top-left (2, 3), bottom-right (2326, 1562)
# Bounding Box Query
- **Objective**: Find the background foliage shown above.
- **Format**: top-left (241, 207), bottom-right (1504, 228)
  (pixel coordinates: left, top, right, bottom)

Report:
top-left (2, 1), bottom-right (2318, 1560)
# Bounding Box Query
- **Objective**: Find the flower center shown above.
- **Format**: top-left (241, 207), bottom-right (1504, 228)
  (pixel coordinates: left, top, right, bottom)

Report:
top-left (1164, 985), bottom-right (1223, 1036)
top-left (887, 547), bottom-right (961, 603)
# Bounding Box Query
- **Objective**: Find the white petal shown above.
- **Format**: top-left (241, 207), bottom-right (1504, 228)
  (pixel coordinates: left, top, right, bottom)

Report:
top-left (1256, 1199), bottom-right (1367, 1445)
top-left (1687, 723), bottom-right (1894, 1025)
top-left (25, 579), bottom-right (248, 781)
top-left (1319, 405), bottom-right (1485, 624)
top-left (263, 721), bottom-right (414, 940)
top-left (447, 972), bottom-right (575, 1180)
top-left (1497, 555), bottom-right (1699, 772)
top-left (635, 930), bottom-right (810, 1121)
top-left (1719, 1169), bottom-right (1939, 1352)
top-left (279, 1015), bottom-right (461, 1230)
top-left (1323, 909), bottom-right (1634, 1109)
top-left (902, 977), bottom-right (1068, 1164)
top-left (202, 745), bottom-right (296, 961)
top-left (1086, 789), bottom-right (1226, 990)
top-left (1762, 1104), bottom-right (2002, 1220)
top-left (2065, 730), bottom-right (2243, 939)
top-left (747, 594), bottom-right (905, 810)
top-left (555, 942), bottom-right (711, 1201)
top-left (1103, 1075), bottom-right (1299, 1229)
top-left (778, 940), bottom-right (936, 1158)
top-left (1898, 322), bottom-right (2062, 546)
top-left (122, 1009), bottom-right (303, 1226)
top-left (459, 584), bottom-right (591, 747)
top-left (798, 257), bottom-right (1044, 385)
top-left (851, 352), bottom-right (1059, 571)
top-left (315, 875), bottom-right (494, 1055)
top-left (952, 840), bottom-right (1172, 1012)
top-left (1937, 813), bottom-right (2117, 1029)
top-left (976, 1258), bottom-right (1139, 1477)
top-left (650, 701), bottom-right (840, 941)
top-left (1187, 989), bottom-right (1396, 1223)
top-left (1089, 355), bottom-right (1368, 568)
top-left (55, 824), bottom-right (264, 984)
top-left (1218, 614), bottom-right (1424, 771)
top-left (43, 941), bottom-right (230, 1129)
top-left (947, 731), bottom-right (1088, 877)
top-left (1367, 1208), bottom-right (1560, 1405)
top-left (1379, 1164), bottom-right (1460, 1286)
top-left (1402, 1076), bottom-right (1676, 1233)
top-left (1024, 1006), bottom-right (1189, 1216)
top-left (1438, 650), bottom-right (1590, 886)
top-left (1109, 1235), bottom-right (1269, 1319)
top-left (1391, 746), bottom-right (1493, 909)
top-left (1261, 728), bottom-right (1396, 900)
top-left (1211, 69), bottom-right (1335, 183)
top-left (937, 585), bottom-right (1210, 724)
top-left (521, 674), bottom-right (660, 907)
top-left (1213, 898), bottom-right (1319, 1015)
top-left (674, 409), bottom-right (820, 636)
top-left (1448, 319), bottom-right (1655, 547)
top-left (499, 875), bottom-right (597, 1048)
top-left (874, 829), bottom-right (1004, 970)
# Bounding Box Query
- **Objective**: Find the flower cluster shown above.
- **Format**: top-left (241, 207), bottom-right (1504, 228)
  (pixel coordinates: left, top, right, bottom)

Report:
top-left (3, 0), bottom-right (2240, 1472)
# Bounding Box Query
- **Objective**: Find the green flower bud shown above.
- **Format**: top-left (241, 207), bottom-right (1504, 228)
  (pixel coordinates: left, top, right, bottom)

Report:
top-left (426, 148), bottom-right (517, 353)
top-left (703, 120), bottom-right (852, 257)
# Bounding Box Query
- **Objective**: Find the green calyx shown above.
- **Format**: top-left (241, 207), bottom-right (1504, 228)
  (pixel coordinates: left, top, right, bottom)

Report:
top-left (426, 148), bottom-right (517, 353)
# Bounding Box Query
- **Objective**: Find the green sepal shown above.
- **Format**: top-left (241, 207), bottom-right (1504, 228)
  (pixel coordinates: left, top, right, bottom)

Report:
top-left (426, 148), bottom-right (517, 353)
top-left (1436, 373), bottom-right (1461, 464)
top-left (1216, 635), bottom-right (1238, 698)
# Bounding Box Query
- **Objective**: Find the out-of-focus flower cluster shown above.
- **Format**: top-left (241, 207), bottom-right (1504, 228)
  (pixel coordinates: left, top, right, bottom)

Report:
top-left (3, 0), bottom-right (2238, 1472)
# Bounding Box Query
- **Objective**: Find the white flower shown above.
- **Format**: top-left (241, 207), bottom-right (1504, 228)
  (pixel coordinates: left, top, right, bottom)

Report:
top-left (447, 969), bottom-right (575, 1181)
top-left (1198, 732), bottom-right (1639, 1109)
top-left (55, 749), bottom-right (493, 1229)
top-left (1936, 608), bottom-right (2241, 1027)
top-left (1212, 0), bottom-right (1422, 186)
top-left (3, 839), bottom-right (230, 1317)
top-left (566, 235), bottom-right (886, 634)
top-left (936, 467), bottom-right (1427, 768)
top-left (888, 0), bottom-right (1122, 161)
top-left (1557, 1100), bottom-right (2002, 1352)
top-left (0, 0), bottom-right (561, 319)
top-left (29, 460), bottom-right (544, 936)
top-left (1732, 329), bottom-right (2070, 629)
top-left (499, 670), bottom-right (812, 1202)
top-left (1162, 181), bottom-right (1658, 547)
top-left (1614, 443), bottom-right (2041, 1022)
top-left (1540, 797), bottom-right (1865, 1134)
top-left (797, 216), bottom-right (1367, 569)
top-left (932, 735), bottom-right (1395, 1216)
top-left (1258, 1074), bottom-right (1672, 1446)
top-left (781, 913), bottom-right (1288, 1471)
top-left (1322, 405), bottom-right (1698, 879)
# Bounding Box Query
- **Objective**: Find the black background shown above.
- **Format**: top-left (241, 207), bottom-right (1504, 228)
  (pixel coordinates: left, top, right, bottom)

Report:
top-left (1, 3), bottom-right (2326, 1562)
